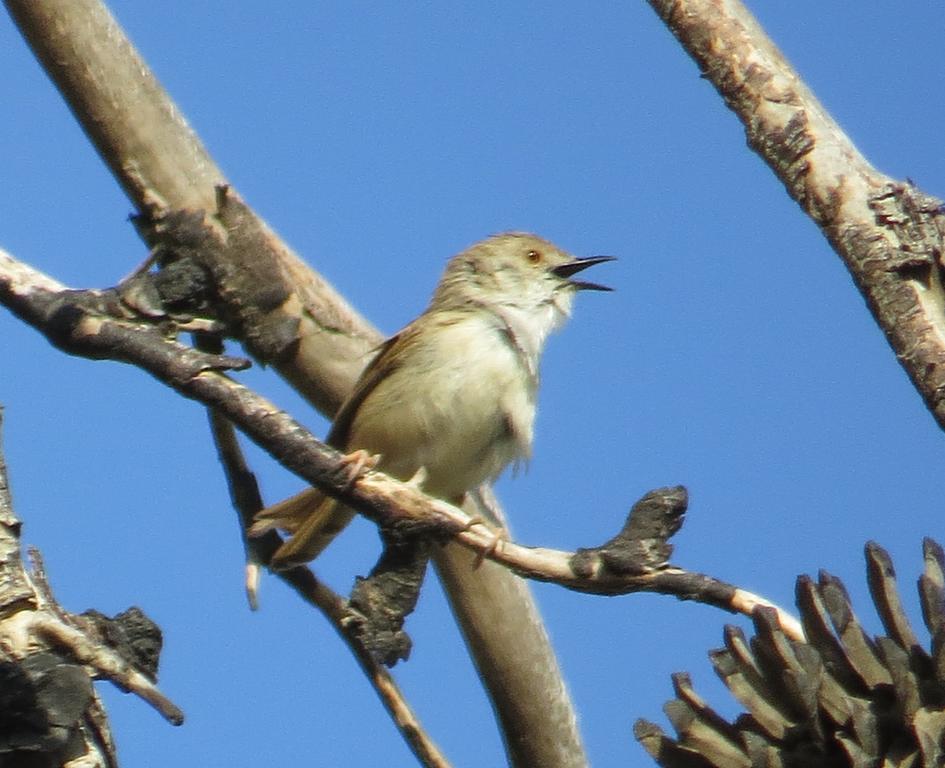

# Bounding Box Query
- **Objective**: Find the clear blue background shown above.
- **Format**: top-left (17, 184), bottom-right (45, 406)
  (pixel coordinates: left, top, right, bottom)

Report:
top-left (1, 3), bottom-right (943, 766)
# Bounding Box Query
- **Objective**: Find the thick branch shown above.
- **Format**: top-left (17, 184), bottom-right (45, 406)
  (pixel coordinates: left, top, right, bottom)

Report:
top-left (5, 0), bottom-right (378, 416)
top-left (648, 0), bottom-right (945, 430)
top-left (6, 0), bottom-right (221, 211)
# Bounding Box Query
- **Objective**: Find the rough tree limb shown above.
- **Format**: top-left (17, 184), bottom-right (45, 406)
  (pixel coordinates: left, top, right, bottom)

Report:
top-left (3, 1), bottom-right (587, 765)
top-left (647, 0), bottom-right (945, 431)
top-left (3, 0), bottom-right (373, 413)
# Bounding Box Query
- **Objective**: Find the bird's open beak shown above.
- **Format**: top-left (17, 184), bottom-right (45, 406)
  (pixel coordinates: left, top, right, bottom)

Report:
top-left (551, 255), bottom-right (616, 291)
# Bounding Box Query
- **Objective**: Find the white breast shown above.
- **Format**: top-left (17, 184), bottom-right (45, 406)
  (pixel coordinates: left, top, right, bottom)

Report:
top-left (348, 312), bottom-right (537, 501)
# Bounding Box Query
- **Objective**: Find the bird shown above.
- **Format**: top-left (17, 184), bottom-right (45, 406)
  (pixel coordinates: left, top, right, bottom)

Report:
top-left (251, 232), bottom-right (614, 569)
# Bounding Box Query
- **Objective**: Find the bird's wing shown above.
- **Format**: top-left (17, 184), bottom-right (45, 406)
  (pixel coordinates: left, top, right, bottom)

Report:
top-left (325, 324), bottom-right (418, 449)
top-left (328, 308), bottom-right (480, 449)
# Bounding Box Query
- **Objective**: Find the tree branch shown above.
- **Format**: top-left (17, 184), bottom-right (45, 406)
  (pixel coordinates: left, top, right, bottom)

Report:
top-left (647, 0), bottom-right (945, 431)
top-left (0, 248), bottom-right (803, 644)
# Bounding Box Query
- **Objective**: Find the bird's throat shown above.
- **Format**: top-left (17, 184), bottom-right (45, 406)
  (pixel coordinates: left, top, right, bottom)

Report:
top-left (489, 302), bottom-right (561, 384)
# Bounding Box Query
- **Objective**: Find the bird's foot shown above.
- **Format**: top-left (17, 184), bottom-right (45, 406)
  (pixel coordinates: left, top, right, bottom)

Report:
top-left (338, 448), bottom-right (381, 488)
top-left (462, 517), bottom-right (509, 568)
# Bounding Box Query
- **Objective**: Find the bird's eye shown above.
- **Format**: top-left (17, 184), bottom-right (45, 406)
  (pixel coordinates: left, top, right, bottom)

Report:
top-left (525, 250), bottom-right (542, 264)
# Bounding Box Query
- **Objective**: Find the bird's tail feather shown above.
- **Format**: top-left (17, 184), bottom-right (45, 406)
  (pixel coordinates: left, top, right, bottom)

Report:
top-left (250, 487), bottom-right (355, 569)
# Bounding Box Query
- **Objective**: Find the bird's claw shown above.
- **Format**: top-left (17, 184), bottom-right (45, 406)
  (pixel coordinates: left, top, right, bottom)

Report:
top-left (338, 449), bottom-right (381, 488)
top-left (463, 518), bottom-right (509, 568)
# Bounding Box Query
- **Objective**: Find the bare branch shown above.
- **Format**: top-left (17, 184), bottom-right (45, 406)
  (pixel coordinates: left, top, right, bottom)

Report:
top-left (5, 0), bottom-right (222, 212)
top-left (274, 566), bottom-right (453, 768)
top-left (647, 0), bottom-right (945, 432)
top-left (0, 248), bottom-right (802, 644)
top-left (5, 0), bottom-right (380, 414)
top-left (31, 614), bottom-right (183, 726)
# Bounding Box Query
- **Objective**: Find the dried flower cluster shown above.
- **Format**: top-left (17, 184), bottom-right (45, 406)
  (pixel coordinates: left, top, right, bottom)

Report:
top-left (636, 540), bottom-right (945, 767)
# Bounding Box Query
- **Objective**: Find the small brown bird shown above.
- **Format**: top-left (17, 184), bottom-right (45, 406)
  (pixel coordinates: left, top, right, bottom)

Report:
top-left (251, 232), bottom-right (613, 568)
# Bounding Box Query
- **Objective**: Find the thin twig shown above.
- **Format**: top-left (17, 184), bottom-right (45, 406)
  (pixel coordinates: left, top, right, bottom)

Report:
top-left (25, 550), bottom-right (185, 725)
top-left (277, 566), bottom-right (453, 768)
top-left (32, 615), bottom-right (184, 725)
top-left (196, 350), bottom-right (452, 768)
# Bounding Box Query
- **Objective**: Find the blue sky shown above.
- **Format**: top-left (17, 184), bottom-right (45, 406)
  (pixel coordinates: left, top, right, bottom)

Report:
top-left (1, 3), bottom-right (943, 766)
